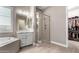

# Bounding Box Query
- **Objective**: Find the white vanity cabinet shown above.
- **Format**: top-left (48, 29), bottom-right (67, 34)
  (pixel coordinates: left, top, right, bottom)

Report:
top-left (17, 32), bottom-right (33, 47)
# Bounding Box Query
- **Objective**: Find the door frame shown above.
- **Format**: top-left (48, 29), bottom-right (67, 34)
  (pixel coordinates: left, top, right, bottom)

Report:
top-left (66, 6), bottom-right (68, 47)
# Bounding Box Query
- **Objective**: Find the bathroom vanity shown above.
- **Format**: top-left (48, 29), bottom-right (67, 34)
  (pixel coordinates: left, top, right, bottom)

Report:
top-left (17, 31), bottom-right (33, 47)
top-left (15, 7), bottom-right (34, 47)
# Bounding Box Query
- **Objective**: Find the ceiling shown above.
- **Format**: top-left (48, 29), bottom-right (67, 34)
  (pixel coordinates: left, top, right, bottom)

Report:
top-left (36, 6), bottom-right (49, 11)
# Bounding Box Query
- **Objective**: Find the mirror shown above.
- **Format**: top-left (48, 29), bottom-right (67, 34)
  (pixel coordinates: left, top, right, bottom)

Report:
top-left (15, 7), bottom-right (33, 32)
top-left (16, 14), bottom-right (32, 32)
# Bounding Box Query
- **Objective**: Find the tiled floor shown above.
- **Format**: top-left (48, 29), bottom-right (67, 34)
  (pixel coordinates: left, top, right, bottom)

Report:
top-left (19, 40), bottom-right (79, 53)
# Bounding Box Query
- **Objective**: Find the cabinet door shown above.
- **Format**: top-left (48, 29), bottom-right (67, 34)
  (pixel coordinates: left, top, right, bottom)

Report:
top-left (26, 34), bottom-right (33, 45)
top-left (18, 33), bottom-right (33, 47)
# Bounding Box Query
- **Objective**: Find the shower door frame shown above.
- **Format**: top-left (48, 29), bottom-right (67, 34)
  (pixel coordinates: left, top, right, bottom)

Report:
top-left (42, 14), bottom-right (50, 43)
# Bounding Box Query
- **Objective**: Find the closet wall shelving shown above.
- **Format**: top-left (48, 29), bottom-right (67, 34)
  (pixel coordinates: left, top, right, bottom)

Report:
top-left (68, 16), bottom-right (79, 41)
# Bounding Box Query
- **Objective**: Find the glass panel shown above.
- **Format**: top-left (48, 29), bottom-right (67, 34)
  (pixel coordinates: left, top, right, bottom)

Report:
top-left (0, 7), bottom-right (11, 17)
top-left (0, 7), bottom-right (12, 33)
top-left (0, 16), bottom-right (11, 25)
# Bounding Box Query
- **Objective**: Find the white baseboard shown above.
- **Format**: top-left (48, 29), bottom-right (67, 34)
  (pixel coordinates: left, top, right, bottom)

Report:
top-left (51, 41), bottom-right (68, 48)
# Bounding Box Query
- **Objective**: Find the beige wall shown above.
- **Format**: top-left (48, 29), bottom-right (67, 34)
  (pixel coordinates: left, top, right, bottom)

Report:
top-left (44, 6), bottom-right (68, 47)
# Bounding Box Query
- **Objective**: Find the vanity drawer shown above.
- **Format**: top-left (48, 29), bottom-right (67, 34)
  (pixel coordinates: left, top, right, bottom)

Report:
top-left (17, 32), bottom-right (33, 47)
top-left (18, 33), bottom-right (32, 38)
top-left (26, 38), bottom-right (33, 45)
